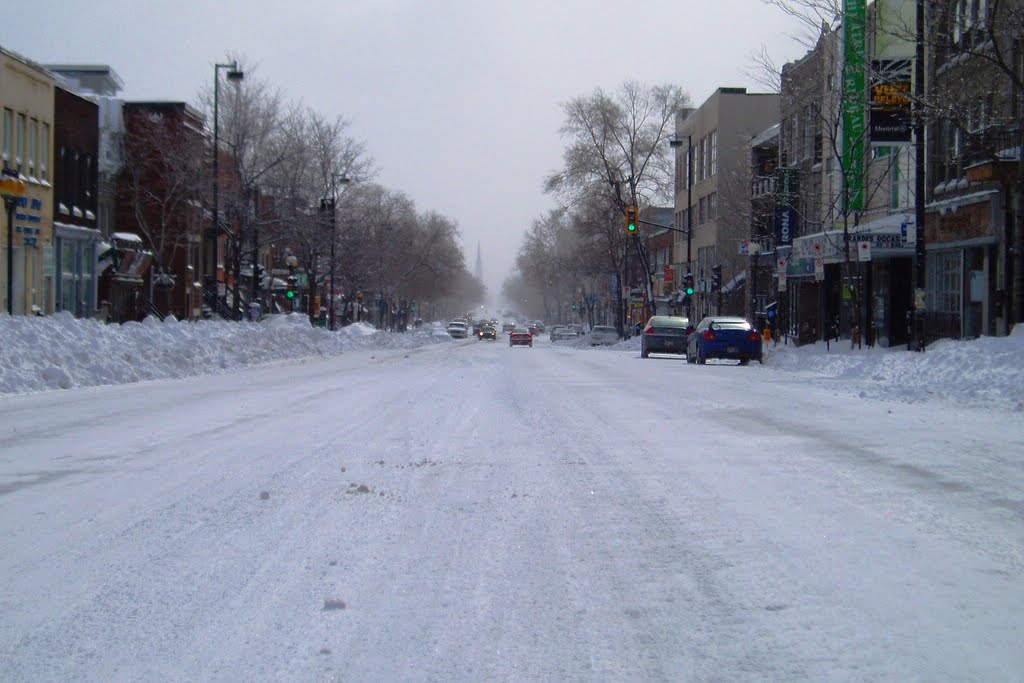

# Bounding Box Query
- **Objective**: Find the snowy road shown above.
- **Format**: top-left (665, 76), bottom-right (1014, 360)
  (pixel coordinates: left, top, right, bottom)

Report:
top-left (2, 336), bottom-right (1023, 681)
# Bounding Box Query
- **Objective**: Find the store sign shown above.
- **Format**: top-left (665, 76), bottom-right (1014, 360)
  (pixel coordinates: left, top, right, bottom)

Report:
top-left (844, 0), bottom-right (867, 211)
top-left (774, 168), bottom-right (798, 245)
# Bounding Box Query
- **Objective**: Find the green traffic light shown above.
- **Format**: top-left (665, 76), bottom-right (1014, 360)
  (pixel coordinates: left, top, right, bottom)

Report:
top-left (685, 286), bottom-right (694, 296)
top-left (627, 222), bottom-right (637, 233)
top-left (286, 290), bottom-right (295, 299)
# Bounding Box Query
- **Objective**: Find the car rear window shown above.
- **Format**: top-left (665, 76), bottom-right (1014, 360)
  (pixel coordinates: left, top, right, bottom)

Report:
top-left (711, 321), bottom-right (751, 330)
top-left (649, 326), bottom-right (687, 335)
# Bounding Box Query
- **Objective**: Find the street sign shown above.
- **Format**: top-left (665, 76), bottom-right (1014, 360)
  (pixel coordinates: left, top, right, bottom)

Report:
top-left (858, 240), bottom-right (872, 262)
top-left (778, 272), bottom-right (788, 292)
top-left (664, 265), bottom-right (674, 283)
top-left (739, 240), bottom-right (750, 255)
top-left (814, 258), bottom-right (825, 281)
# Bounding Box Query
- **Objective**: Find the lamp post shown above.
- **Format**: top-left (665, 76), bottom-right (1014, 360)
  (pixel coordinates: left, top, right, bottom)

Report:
top-left (670, 134), bottom-right (693, 321)
top-left (208, 60), bottom-right (243, 311)
top-left (328, 173), bottom-right (350, 331)
top-left (1, 167), bottom-right (27, 316)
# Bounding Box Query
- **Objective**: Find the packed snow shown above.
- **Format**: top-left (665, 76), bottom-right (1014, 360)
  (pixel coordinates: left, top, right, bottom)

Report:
top-left (2, 312), bottom-right (1023, 680)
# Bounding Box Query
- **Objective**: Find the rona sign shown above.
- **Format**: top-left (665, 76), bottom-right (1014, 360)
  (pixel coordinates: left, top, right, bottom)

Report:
top-left (774, 168), bottom-right (798, 245)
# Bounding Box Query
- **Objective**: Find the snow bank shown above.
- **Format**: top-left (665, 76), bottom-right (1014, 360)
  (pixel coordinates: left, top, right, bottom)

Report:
top-left (0, 313), bottom-right (453, 395)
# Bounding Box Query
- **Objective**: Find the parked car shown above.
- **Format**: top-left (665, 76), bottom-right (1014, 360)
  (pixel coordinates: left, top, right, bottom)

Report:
top-left (687, 316), bottom-right (763, 365)
top-left (446, 320), bottom-right (469, 339)
top-left (640, 316), bottom-right (692, 358)
top-left (552, 326), bottom-right (579, 341)
top-left (587, 325), bottom-right (619, 346)
top-left (477, 323), bottom-right (497, 340)
top-left (509, 326), bottom-right (533, 347)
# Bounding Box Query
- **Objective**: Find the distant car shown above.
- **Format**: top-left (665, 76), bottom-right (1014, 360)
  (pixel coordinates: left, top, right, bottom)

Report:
top-left (509, 326), bottom-right (533, 347)
top-left (447, 321), bottom-right (468, 339)
top-left (687, 316), bottom-right (763, 365)
top-left (501, 321), bottom-right (516, 333)
top-left (552, 326), bottom-right (579, 341)
top-left (477, 323), bottom-right (497, 341)
top-left (548, 325), bottom-right (566, 341)
top-left (531, 321), bottom-right (546, 333)
top-left (640, 316), bottom-right (692, 358)
top-left (587, 325), bottom-right (619, 346)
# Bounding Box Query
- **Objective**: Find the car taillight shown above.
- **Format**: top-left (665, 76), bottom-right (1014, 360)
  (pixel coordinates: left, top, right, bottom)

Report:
top-left (749, 331), bottom-right (762, 341)
top-left (703, 330), bottom-right (715, 340)
top-left (645, 328), bottom-right (655, 335)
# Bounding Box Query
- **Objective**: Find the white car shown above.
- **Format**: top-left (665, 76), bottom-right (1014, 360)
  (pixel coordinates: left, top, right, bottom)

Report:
top-left (588, 325), bottom-right (619, 346)
top-left (446, 321), bottom-right (468, 338)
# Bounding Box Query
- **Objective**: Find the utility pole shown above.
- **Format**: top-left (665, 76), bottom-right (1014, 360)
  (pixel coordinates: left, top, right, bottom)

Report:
top-left (912, 0), bottom-right (927, 350)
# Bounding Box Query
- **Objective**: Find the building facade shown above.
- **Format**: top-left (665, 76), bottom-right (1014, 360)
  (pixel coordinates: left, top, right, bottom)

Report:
top-left (2, 47), bottom-right (55, 316)
top-left (53, 84), bottom-right (102, 318)
top-left (672, 87), bottom-right (780, 322)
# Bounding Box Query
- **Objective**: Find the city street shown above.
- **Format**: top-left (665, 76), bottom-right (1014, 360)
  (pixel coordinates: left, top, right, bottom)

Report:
top-left (2, 337), bottom-right (1023, 681)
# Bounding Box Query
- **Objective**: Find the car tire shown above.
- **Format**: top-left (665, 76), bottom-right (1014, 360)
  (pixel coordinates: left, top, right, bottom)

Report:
top-left (740, 358), bottom-right (750, 366)
top-left (641, 349), bottom-right (649, 358)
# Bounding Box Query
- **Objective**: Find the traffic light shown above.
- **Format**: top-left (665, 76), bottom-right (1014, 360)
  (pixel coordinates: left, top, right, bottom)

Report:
top-left (711, 265), bottom-right (722, 291)
top-left (684, 273), bottom-right (695, 297)
top-left (285, 276), bottom-right (297, 300)
top-left (624, 205), bottom-right (639, 235)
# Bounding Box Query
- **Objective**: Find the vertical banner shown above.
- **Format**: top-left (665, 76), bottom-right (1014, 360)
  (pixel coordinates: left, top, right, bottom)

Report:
top-left (870, 59), bottom-right (912, 143)
top-left (843, 0), bottom-right (867, 212)
top-left (774, 167), bottom-right (798, 246)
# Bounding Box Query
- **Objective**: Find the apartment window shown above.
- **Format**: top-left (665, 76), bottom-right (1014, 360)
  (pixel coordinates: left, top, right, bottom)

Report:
top-left (698, 196), bottom-right (706, 224)
top-left (697, 137), bottom-right (703, 180)
top-left (707, 192), bottom-right (717, 221)
top-left (710, 130), bottom-right (718, 177)
top-left (2, 109), bottom-right (11, 163)
top-left (40, 124), bottom-right (49, 182)
top-left (28, 119), bottom-right (37, 179)
top-left (702, 136), bottom-right (710, 179)
top-left (16, 113), bottom-right (25, 164)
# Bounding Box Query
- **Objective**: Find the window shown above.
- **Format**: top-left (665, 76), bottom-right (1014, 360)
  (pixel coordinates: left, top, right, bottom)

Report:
top-left (16, 113), bottom-right (25, 164)
top-left (696, 137), bottom-right (704, 181)
top-left (702, 136), bottom-right (710, 179)
top-left (927, 251), bottom-right (962, 315)
top-left (707, 192), bottom-right (717, 221)
top-left (710, 130), bottom-right (718, 177)
top-left (40, 124), bottom-right (49, 181)
top-left (2, 109), bottom-right (11, 163)
top-left (698, 196), bottom-right (706, 224)
top-left (28, 119), bottom-right (37, 179)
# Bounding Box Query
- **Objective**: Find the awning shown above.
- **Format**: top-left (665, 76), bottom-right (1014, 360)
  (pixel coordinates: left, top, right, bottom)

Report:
top-left (792, 211), bottom-right (915, 263)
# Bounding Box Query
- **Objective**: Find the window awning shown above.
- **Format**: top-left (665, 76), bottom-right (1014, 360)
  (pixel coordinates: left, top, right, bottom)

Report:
top-left (791, 212), bottom-right (915, 262)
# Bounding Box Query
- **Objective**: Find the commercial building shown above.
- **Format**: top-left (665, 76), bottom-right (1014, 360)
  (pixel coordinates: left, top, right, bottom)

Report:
top-left (2, 46), bottom-right (55, 316)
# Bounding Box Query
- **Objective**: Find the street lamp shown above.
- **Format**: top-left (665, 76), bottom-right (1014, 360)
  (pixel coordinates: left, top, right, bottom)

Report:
top-left (328, 173), bottom-right (350, 331)
top-left (1, 167), bottom-right (27, 316)
top-left (670, 134), bottom-right (693, 321)
top-left (208, 60), bottom-right (243, 311)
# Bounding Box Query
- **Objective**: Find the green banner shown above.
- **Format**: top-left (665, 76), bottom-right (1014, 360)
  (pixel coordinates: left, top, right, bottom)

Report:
top-left (843, 0), bottom-right (867, 212)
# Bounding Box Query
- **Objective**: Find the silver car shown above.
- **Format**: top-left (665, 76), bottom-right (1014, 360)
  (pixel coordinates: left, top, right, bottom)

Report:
top-left (587, 325), bottom-right (619, 346)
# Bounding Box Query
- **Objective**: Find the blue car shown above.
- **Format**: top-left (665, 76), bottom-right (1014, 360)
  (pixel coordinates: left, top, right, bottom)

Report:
top-left (686, 316), bottom-right (763, 365)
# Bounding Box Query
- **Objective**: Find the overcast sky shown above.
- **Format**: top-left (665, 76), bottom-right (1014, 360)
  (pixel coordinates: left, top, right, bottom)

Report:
top-left (5, 0), bottom-right (804, 302)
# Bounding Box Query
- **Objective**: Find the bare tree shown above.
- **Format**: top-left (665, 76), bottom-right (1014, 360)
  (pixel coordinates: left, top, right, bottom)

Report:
top-left (119, 106), bottom-right (205, 314)
top-left (546, 81), bottom-right (689, 325)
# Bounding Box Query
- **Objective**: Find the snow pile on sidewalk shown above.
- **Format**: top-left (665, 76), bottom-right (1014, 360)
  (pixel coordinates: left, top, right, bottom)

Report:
top-left (0, 313), bottom-right (453, 395)
top-left (765, 326), bottom-right (1024, 410)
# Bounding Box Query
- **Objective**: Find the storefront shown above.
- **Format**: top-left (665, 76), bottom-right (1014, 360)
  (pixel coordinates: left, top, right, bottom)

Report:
top-left (787, 212), bottom-right (915, 347)
top-left (924, 191), bottom-right (1002, 340)
top-left (54, 222), bottom-right (102, 317)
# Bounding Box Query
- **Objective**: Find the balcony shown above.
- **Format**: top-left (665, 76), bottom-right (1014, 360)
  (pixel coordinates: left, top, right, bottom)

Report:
top-left (963, 126), bottom-right (1021, 183)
